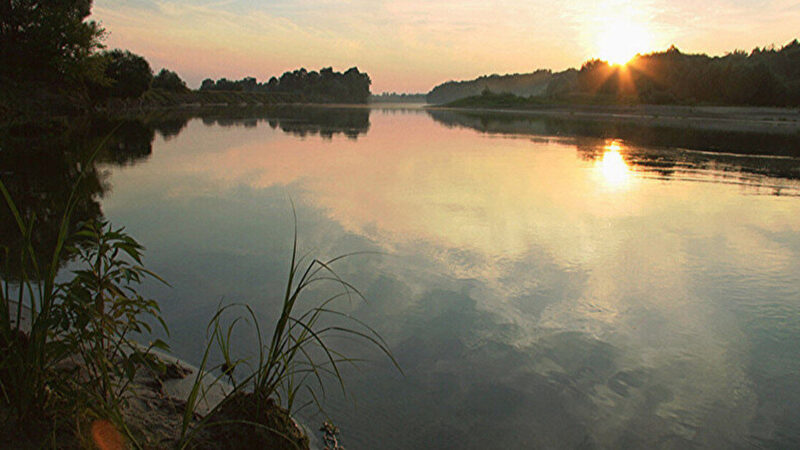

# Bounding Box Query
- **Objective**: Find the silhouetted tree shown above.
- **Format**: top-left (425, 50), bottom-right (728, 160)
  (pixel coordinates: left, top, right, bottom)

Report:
top-left (0, 0), bottom-right (105, 83)
top-left (152, 68), bottom-right (189, 92)
top-left (427, 70), bottom-right (553, 104)
top-left (197, 67), bottom-right (372, 103)
top-left (574, 41), bottom-right (799, 106)
top-left (201, 78), bottom-right (215, 90)
top-left (100, 49), bottom-right (153, 99)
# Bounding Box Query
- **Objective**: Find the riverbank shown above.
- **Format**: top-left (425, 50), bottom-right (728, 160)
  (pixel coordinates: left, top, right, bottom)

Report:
top-left (96, 89), bottom-right (300, 113)
top-left (4, 302), bottom-right (315, 449)
top-left (0, 86), bottom-right (307, 125)
top-left (427, 102), bottom-right (800, 135)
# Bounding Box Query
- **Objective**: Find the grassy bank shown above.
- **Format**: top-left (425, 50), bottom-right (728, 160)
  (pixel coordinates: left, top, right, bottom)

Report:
top-left (443, 91), bottom-right (550, 109)
top-left (0, 86), bottom-right (301, 125)
top-left (97, 89), bottom-right (300, 111)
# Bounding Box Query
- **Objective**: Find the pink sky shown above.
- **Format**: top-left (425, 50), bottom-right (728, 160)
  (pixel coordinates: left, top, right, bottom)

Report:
top-left (93, 0), bottom-right (800, 93)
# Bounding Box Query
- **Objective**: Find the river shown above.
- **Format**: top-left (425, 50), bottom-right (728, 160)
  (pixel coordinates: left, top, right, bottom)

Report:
top-left (4, 104), bottom-right (800, 448)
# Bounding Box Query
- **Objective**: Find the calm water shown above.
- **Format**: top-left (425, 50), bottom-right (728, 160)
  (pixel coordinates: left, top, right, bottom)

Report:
top-left (6, 105), bottom-right (800, 448)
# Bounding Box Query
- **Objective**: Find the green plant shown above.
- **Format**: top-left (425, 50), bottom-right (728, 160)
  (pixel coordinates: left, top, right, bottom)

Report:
top-left (0, 130), bottom-right (169, 447)
top-left (55, 219), bottom-right (169, 424)
top-left (0, 154), bottom-right (96, 426)
top-left (177, 215), bottom-right (400, 449)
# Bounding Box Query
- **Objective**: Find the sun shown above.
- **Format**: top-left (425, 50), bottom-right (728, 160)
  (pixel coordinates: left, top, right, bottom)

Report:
top-left (596, 20), bottom-right (652, 65)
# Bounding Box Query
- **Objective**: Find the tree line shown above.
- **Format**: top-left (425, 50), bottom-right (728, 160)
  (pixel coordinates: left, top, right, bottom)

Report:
top-left (370, 92), bottom-right (428, 103)
top-left (428, 40), bottom-right (800, 107)
top-left (427, 70), bottom-right (553, 104)
top-left (199, 67), bottom-right (371, 103)
top-left (0, 1), bottom-right (371, 116)
top-left (575, 42), bottom-right (800, 106)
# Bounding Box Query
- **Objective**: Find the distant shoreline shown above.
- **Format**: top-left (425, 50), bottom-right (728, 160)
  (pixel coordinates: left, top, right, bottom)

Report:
top-left (424, 103), bottom-right (800, 134)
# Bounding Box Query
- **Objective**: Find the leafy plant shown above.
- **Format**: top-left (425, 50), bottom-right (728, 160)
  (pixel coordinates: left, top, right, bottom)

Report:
top-left (55, 219), bottom-right (169, 421)
top-left (0, 131), bottom-right (170, 447)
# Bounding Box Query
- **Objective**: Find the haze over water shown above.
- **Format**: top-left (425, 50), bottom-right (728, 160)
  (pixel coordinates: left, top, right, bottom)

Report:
top-left (99, 106), bottom-right (800, 448)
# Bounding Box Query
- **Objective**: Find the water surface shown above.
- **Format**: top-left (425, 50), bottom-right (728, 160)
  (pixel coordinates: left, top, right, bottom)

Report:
top-left (6, 105), bottom-right (800, 448)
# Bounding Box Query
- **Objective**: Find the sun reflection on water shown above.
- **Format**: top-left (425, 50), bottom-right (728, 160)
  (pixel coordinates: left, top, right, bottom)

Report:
top-left (598, 141), bottom-right (631, 189)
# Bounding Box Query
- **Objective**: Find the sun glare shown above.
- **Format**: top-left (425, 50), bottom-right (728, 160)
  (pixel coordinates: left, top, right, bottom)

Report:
top-left (596, 20), bottom-right (652, 65)
top-left (598, 141), bottom-right (631, 188)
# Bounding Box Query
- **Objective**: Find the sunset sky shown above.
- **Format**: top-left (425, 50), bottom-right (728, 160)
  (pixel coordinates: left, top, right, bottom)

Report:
top-left (92, 0), bottom-right (800, 93)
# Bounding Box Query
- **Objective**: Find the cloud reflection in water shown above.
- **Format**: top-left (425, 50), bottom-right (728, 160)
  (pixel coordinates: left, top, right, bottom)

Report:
top-left (99, 107), bottom-right (800, 448)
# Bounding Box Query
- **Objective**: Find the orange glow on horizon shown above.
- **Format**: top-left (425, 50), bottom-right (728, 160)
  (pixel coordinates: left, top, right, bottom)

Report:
top-left (89, 1), bottom-right (800, 92)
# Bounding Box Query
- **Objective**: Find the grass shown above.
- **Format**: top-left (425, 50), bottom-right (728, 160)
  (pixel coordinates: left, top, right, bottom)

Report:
top-left (176, 209), bottom-right (400, 448)
top-left (96, 89), bottom-right (300, 113)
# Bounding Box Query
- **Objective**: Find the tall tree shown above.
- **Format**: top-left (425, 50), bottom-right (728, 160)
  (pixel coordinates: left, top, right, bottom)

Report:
top-left (101, 49), bottom-right (153, 99)
top-left (0, 0), bottom-right (105, 82)
top-left (152, 68), bottom-right (189, 92)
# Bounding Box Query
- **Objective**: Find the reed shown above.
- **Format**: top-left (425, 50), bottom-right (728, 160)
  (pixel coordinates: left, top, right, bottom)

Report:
top-left (178, 209), bottom-right (400, 448)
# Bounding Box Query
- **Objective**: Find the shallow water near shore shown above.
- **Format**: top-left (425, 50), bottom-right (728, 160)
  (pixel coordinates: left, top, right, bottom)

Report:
top-left (7, 105), bottom-right (800, 448)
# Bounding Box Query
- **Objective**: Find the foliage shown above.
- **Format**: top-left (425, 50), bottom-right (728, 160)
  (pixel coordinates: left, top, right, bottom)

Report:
top-left (0, 140), bottom-right (168, 447)
top-left (445, 88), bottom-right (543, 108)
top-left (153, 68), bottom-right (190, 93)
top-left (545, 69), bottom-right (579, 97)
top-left (98, 49), bottom-right (154, 100)
top-left (1, 123), bottom-right (398, 446)
top-left (0, 140), bottom-right (106, 426)
top-left (576, 41), bottom-right (800, 106)
top-left (55, 220), bottom-right (169, 414)
top-left (0, 0), bottom-right (105, 83)
top-left (430, 39), bottom-right (800, 107)
top-left (427, 69), bottom-right (553, 104)
top-left (200, 67), bottom-right (372, 103)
